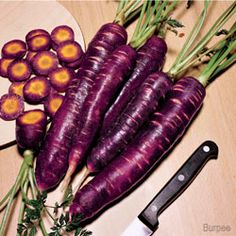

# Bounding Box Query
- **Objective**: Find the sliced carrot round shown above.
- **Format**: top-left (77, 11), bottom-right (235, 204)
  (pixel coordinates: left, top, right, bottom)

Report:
top-left (44, 93), bottom-right (64, 117)
top-left (27, 35), bottom-right (51, 52)
top-left (32, 51), bottom-right (58, 76)
top-left (0, 94), bottom-right (24, 121)
top-left (51, 25), bottom-right (74, 50)
top-left (56, 41), bottom-right (83, 63)
top-left (26, 29), bottom-right (50, 41)
top-left (8, 81), bottom-right (26, 97)
top-left (48, 67), bottom-right (74, 92)
top-left (23, 76), bottom-right (51, 104)
top-left (0, 58), bottom-right (14, 77)
top-left (8, 60), bottom-right (31, 82)
top-left (1, 39), bottom-right (26, 59)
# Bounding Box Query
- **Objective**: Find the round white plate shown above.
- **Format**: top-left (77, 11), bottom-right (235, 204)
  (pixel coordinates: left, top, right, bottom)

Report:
top-left (0, 0), bottom-right (85, 145)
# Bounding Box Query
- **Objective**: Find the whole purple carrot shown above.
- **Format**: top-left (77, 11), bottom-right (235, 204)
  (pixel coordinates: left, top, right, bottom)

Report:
top-left (35, 5), bottom-right (132, 191)
top-left (87, 71), bottom-right (172, 174)
top-left (70, 77), bottom-right (205, 220)
top-left (69, 2), bottom-right (236, 220)
top-left (63, 1), bottom-right (178, 190)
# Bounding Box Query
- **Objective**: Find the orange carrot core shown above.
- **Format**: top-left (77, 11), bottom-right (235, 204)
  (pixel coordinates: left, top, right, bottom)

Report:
top-left (21, 111), bottom-right (44, 124)
top-left (1, 59), bottom-right (13, 73)
top-left (6, 42), bottom-right (23, 54)
top-left (11, 62), bottom-right (28, 77)
top-left (2, 98), bottom-right (20, 114)
top-left (27, 80), bottom-right (46, 95)
top-left (37, 55), bottom-right (54, 69)
top-left (56, 29), bottom-right (71, 41)
top-left (32, 36), bottom-right (47, 47)
top-left (49, 98), bottom-right (63, 113)
top-left (60, 45), bottom-right (78, 59)
top-left (54, 70), bottom-right (70, 83)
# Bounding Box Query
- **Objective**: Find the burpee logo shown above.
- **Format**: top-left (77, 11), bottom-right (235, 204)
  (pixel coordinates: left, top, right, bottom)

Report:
top-left (203, 223), bottom-right (231, 233)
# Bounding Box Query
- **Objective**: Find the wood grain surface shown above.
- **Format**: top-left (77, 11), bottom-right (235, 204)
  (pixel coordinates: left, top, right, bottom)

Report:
top-left (0, 1), bottom-right (236, 236)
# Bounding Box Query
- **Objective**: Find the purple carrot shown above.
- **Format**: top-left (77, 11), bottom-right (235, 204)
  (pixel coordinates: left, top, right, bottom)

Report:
top-left (62, 45), bottom-right (137, 189)
top-left (70, 77), bottom-right (205, 220)
top-left (100, 36), bottom-right (167, 135)
top-left (35, 23), bottom-right (127, 191)
top-left (87, 71), bottom-right (172, 174)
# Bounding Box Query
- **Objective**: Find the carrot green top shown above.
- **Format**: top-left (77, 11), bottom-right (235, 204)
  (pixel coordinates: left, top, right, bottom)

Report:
top-left (168, 1), bottom-right (236, 86)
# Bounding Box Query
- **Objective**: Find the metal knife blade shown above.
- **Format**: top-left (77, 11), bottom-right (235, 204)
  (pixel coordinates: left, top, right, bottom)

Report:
top-left (121, 140), bottom-right (218, 236)
top-left (121, 217), bottom-right (153, 236)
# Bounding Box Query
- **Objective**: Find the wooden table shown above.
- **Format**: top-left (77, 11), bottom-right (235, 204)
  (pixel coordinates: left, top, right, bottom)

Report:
top-left (0, 1), bottom-right (235, 236)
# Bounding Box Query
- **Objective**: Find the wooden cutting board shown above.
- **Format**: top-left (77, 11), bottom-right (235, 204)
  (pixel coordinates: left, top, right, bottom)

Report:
top-left (1, 1), bottom-right (236, 236)
top-left (0, 0), bottom-right (84, 145)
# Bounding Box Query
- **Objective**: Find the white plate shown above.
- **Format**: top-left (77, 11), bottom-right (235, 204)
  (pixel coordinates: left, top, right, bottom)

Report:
top-left (0, 0), bottom-right (85, 145)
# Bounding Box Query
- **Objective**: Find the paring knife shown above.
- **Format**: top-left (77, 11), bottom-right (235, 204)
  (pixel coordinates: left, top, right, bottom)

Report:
top-left (121, 140), bottom-right (218, 236)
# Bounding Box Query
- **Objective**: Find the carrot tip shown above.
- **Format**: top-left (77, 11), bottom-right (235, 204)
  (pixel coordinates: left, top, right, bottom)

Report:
top-left (60, 165), bottom-right (75, 192)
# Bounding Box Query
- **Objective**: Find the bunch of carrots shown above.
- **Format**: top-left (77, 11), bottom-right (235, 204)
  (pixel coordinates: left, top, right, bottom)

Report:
top-left (0, 1), bottom-right (235, 235)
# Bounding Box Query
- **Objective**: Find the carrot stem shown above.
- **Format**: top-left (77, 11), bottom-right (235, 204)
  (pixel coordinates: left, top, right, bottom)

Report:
top-left (169, 1), bottom-right (236, 77)
top-left (28, 168), bottom-right (48, 236)
top-left (169, 0), bottom-right (210, 76)
top-left (0, 150), bottom-right (32, 235)
top-left (74, 168), bottom-right (90, 194)
top-left (199, 37), bottom-right (236, 86)
top-left (16, 179), bottom-right (29, 236)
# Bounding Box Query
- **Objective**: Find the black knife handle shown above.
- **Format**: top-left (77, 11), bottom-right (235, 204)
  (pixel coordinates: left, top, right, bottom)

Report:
top-left (138, 140), bottom-right (218, 232)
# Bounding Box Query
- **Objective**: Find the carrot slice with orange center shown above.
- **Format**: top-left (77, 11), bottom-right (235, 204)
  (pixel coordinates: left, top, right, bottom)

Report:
top-left (51, 25), bottom-right (74, 50)
top-left (23, 76), bottom-right (51, 104)
top-left (49, 67), bottom-right (74, 92)
top-left (8, 60), bottom-right (31, 82)
top-left (32, 51), bottom-right (58, 76)
top-left (0, 58), bottom-right (14, 77)
top-left (0, 94), bottom-right (24, 120)
top-left (26, 29), bottom-right (50, 41)
top-left (57, 41), bottom-right (83, 63)
top-left (27, 35), bottom-right (51, 52)
top-left (1, 40), bottom-right (26, 59)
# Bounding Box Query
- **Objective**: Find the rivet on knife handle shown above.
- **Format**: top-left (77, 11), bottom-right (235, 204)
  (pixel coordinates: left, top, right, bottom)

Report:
top-left (138, 140), bottom-right (218, 232)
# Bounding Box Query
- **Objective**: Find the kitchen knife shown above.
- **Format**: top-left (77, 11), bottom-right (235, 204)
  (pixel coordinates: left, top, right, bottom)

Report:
top-left (121, 140), bottom-right (218, 236)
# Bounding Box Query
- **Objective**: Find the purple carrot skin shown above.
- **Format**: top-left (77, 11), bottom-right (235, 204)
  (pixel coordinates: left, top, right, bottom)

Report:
top-left (100, 36), bottom-right (167, 135)
top-left (35, 23), bottom-right (127, 191)
top-left (88, 71), bottom-right (172, 173)
top-left (64, 45), bottom-right (137, 185)
top-left (70, 77), bottom-right (206, 220)
top-left (16, 109), bottom-right (47, 149)
top-left (26, 29), bottom-right (50, 42)
top-left (61, 57), bottom-right (83, 70)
